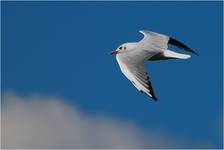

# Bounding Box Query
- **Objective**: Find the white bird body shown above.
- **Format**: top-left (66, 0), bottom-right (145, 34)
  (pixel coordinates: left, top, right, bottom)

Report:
top-left (112, 30), bottom-right (198, 101)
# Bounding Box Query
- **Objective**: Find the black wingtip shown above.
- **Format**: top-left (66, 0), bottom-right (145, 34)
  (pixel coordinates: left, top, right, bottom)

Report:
top-left (152, 95), bottom-right (158, 101)
top-left (188, 48), bottom-right (199, 56)
top-left (140, 90), bottom-right (158, 101)
top-left (168, 37), bottom-right (199, 56)
top-left (192, 51), bottom-right (199, 56)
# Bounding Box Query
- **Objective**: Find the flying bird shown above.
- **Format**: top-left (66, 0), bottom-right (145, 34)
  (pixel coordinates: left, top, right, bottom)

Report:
top-left (111, 30), bottom-right (198, 101)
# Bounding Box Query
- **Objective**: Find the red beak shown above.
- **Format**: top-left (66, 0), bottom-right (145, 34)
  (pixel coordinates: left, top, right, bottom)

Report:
top-left (111, 50), bottom-right (119, 55)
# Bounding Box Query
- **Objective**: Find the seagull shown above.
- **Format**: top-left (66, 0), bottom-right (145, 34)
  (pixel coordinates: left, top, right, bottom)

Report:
top-left (111, 30), bottom-right (198, 101)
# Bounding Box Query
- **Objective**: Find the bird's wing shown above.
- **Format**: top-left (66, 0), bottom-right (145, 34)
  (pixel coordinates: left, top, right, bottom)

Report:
top-left (139, 30), bottom-right (198, 55)
top-left (116, 55), bottom-right (157, 101)
top-left (139, 30), bottom-right (169, 50)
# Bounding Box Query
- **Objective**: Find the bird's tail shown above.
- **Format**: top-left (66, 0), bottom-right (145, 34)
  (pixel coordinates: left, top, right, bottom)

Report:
top-left (163, 49), bottom-right (191, 59)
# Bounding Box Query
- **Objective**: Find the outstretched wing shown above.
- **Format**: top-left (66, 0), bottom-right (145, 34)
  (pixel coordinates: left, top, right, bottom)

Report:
top-left (139, 30), bottom-right (198, 55)
top-left (116, 55), bottom-right (157, 101)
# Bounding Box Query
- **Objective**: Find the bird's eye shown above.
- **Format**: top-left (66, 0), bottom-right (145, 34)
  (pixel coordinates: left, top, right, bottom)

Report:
top-left (124, 46), bottom-right (127, 50)
top-left (119, 47), bottom-right (122, 50)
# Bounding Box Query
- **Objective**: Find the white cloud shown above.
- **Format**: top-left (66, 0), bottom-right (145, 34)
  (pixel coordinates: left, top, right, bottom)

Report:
top-left (1, 92), bottom-right (203, 149)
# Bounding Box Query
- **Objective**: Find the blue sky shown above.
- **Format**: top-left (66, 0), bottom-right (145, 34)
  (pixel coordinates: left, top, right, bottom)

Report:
top-left (2, 1), bottom-right (223, 148)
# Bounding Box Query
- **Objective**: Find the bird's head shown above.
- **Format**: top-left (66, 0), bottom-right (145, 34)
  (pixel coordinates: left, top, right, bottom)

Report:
top-left (111, 43), bottom-right (135, 55)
